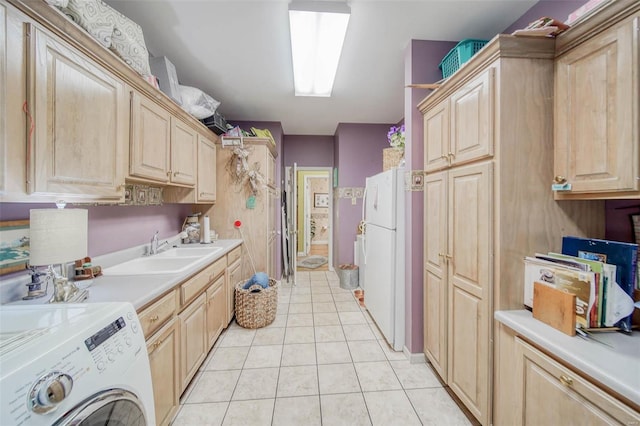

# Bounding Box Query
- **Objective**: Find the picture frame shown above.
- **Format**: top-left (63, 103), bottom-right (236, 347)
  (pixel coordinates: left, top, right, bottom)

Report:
top-left (314, 193), bottom-right (329, 208)
top-left (0, 220), bottom-right (30, 275)
top-left (148, 187), bottom-right (163, 205)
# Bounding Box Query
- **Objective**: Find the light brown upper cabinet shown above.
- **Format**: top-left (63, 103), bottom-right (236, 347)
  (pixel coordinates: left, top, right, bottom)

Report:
top-left (197, 134), bottom-right (217, 202)
top-left (554, 4), bottom-right (639, 199)
top-left (130, 91), bottom-right (197, 187)
top-left (26, 24), bottom-right (127, 201)
top-left (423, 70), bottom-right (494, 173)
top-left (0, 2), bottom-right (6, 194)
top-left (170, 117), bottom-right (198, 186)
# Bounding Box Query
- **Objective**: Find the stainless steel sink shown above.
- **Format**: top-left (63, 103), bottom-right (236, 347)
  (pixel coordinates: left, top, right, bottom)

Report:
top-left (103, 256), bottom-right (202, 276)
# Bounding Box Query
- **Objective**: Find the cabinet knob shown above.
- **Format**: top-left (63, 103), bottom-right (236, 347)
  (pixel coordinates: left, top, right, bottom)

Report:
top-left (553, 176), bottom-right (567, 184)
top-left (149, 315), bottom-right (159, 322)
top-left (174, 172), bottom-right (179, 177)
top-left (167, 171), bottom-right (172, 177)
top-left (559, 375), bottom-right (573, 387)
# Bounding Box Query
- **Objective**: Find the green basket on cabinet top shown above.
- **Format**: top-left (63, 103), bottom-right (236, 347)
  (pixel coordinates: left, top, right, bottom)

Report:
top-left (438, 39), bottom-right (489, 79)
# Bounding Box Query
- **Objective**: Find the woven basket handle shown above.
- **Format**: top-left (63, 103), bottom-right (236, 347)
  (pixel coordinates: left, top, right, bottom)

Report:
top-left (247, 284), bottom-right (264, 293)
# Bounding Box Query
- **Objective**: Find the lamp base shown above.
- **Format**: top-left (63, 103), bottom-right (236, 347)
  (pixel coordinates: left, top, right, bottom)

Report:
top-left (49, 276), bottom-right (89, 303)
top-left (23, 289), bottom-right (47, 300)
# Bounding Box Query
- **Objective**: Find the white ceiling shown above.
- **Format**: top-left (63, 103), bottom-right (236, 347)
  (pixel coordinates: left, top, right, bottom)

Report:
top-left (106, 1), bottom-right (537, 135)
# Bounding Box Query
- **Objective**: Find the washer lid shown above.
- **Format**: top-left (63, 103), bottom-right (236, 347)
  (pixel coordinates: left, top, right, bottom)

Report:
top-left (0, 303), bottom-right (128, 357)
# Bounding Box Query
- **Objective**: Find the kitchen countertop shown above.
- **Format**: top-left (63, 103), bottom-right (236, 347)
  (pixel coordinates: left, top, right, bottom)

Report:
top-left (8, 239), bottom-right (243, 310)
top-left (495, 310), bottom-right (640, 407)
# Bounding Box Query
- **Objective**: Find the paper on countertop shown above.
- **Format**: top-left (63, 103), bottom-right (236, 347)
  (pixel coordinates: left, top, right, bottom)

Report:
top-left (605, 281), bottom-right (635, 327)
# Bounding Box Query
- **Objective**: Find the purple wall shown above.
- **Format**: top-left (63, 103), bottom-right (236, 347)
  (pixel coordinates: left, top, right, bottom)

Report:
top-left (403, 40), bottom-right (456, 353)
top-left (605, 200), bottom-right (639, 243)
top-left (502, 0), bottom-right (588, 33)
top-left (0, 202), bottom-right (192, 256)
top-left (333, 123), bottom-right (394, 265)
top-left (283, 135), bottom-right (334, 167)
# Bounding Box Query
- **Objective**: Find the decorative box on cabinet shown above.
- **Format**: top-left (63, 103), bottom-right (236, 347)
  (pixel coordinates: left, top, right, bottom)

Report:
top-left (419, 34), bottom-right (605, 425)
top-left (26, 23), bottom-right (127, 201)
top-left (210, 138), bottom-right (278, 278)
top-left (554, 2), bottom-right (640, 199)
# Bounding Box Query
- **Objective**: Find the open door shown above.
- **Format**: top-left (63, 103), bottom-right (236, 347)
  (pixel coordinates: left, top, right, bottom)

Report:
top-left (285, 164), bottom-right (297, 284)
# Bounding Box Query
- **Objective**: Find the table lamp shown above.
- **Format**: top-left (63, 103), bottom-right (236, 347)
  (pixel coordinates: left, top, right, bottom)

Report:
top-left (29, 205), bottom-right (89, 303)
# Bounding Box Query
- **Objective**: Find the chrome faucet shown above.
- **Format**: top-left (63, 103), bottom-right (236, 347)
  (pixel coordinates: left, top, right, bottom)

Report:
top-left (149, 231), bottom-right (169, 255)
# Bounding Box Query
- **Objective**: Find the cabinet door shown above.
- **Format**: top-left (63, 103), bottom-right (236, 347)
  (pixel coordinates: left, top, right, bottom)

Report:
top-left (450, 69), bottom-right (494, 167)
top-left (130, 91), bottom-right (171, 183)
top-left (423, 172), bottom-right (448, 382)
top-left (515, 338), bottom-right (640, 425)
top-left (423, 100), bottom-right (450, 173)
top-left (267, 150), bottom-right (276, 188)
top-left (179, 293), bottom-right (207, 392)
top-left (170, 117), bottom-right (197, 186)
top-left (555, 14), bottom-right (639, 194)
top-left (206, 275), bottom-right (226, 349)
top-left (197, 135), bottom-right (217, 202)
top-left (447, 162), bottom-right (492, 425)
top-left (0, 3), bottom-right (6, 194)
top-left (147, 318), bottom-right (179, 426)
top-left (226, 259), bottom-right (242, 324)
top-left (28, 25), bottom-right (126, 200)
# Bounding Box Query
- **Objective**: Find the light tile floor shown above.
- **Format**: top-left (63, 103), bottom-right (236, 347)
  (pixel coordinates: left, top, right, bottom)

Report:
top-left (172, 270), bottom-right (471, 426)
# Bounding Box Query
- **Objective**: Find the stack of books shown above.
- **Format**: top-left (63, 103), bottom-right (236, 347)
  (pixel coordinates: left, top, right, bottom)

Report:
top-left (524, 236), bottom-right (638, 332)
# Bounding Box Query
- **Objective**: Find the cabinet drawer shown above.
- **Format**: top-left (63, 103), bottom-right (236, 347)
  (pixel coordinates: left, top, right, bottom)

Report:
top-left (138, 290), bottom-right (178, 338)
top-left (181, 257), bottom-right (226, 305)
top-left (227, 246), bottom-right (242, 265)
top-left (515, 337), bottom-right (640, 424)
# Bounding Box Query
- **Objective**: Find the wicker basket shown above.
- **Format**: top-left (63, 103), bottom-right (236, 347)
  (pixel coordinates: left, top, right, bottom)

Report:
top-left (235, 278), bottom-right (278, 329)
top-left (383, 147), bottom-right (404, 171)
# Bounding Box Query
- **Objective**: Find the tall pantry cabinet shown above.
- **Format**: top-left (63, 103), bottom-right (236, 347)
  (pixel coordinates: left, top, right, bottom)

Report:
top-left (208, 138), bottom-right (278, 279)
top-left (419, 35), bottom-right (605, 425)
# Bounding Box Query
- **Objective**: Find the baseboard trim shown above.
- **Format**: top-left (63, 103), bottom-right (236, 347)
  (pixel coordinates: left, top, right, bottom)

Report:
top-left (404, 348), bottom-right (426, 364)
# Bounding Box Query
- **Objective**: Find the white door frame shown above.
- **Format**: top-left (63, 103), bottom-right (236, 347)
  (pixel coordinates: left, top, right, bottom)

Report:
top-left (296, 167), bottom-right (334, 271)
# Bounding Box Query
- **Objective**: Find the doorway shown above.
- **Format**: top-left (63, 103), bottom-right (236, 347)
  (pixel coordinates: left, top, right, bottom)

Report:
top-left (295, 168), bottom-right (333, 272)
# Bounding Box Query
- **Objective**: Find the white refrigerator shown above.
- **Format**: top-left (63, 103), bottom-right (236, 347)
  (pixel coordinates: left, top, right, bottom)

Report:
top-left (363, 167), bottom-right (405, 351)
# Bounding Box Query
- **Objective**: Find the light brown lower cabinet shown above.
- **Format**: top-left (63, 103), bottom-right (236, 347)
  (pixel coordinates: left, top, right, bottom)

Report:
top-left (179, 292), bottom-right (207, 392)
top-left (206, 275), bottom-right (226, 350)
top-left (140, 247), bottom-right (243, 424)
top-left (147, 317), bottom-right (180, 426)
top-left (495, 324), bottom-right (640, 426)
top-left (226, 256), bottom-right (242, 325)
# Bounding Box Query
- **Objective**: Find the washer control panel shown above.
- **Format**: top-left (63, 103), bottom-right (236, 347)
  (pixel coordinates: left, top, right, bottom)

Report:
top-left (84, 313), bottom-right (139, 373)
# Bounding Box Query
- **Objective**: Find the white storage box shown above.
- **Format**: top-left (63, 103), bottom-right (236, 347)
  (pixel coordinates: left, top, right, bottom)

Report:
top-left (149, 56), bottom-right (182, 105)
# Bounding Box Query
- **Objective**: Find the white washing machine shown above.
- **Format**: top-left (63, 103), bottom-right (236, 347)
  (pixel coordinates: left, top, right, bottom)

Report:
top-left (0, 302), bottom-right (155, 426)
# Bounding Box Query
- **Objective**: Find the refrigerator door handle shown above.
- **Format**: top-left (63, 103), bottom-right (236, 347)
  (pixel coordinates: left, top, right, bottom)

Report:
top-left (362, 186), bottom-right (367, 263)
top-left (373, 184), bottom-right (379, 210)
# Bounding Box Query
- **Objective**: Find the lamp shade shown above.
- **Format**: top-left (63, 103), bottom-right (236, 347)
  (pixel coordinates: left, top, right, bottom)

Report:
top-left (29, 209), bottom-right (88, 266)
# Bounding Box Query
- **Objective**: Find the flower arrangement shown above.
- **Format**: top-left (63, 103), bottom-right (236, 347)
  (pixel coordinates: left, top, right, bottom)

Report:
top-left (388, 124), bottom-right (405, 149)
